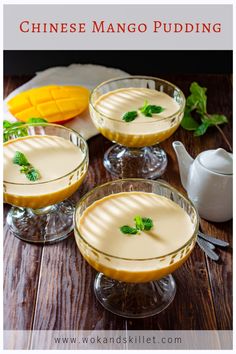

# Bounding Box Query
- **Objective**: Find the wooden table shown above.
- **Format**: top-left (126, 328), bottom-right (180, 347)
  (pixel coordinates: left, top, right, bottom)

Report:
top-left (4, 74), bottom-right (232, 333)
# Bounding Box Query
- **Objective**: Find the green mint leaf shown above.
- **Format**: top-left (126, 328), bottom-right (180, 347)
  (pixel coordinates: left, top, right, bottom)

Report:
top-left (120, 216), bottom-right (154, 235)
top-left (194, 121), bottom-right (210, 136)
top-left (12, 151), bottom-right (40, 182)
top-left (3, 120), bottom-right (13, 129)
top-left (204, 114), bottom-right (228, 126)
top-left (142, 217), bottom-right (154, 231)
top-left (122, 111), bottom-right (138, 122)
top-left (27, 117), bottom-right (48, 124)
top-left (134, 215), bottom-right (145, 231)
top-left (181, 109), bottom-right (199, 131)
top-left (120, 225), bottom-right (138, 235)
top-left (10, 122), bottom-right (26, 128)
top-left (187, 82), bottom-right (207, 114)
top-left (148, 105), bottom-right (165, 114)
top-left (3, 120), bottom-right (25, 129)
top-left (182, 82), bottom-right (229, 143)
top-left (139, 100), bottom-right (164, 117)
top-left (3, 118), bottom-right (48, 143)
top-left (13, 151), bottom-right (30, 166)
top-left (3, 121), bottom-right (28, 142)
top-left (26, 168), bottom-right (40, 182)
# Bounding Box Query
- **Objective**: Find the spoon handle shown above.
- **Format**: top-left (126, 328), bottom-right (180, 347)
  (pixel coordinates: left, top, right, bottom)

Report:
top-left (198, 231), bottom-right (229, 247)
top-left (197, 237), bottom-right (220, 261)
top-left (203, 240), bottom-right (215, 250)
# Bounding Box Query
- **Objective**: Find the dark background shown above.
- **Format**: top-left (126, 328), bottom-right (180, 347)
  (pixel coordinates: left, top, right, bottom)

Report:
top-left (4, 50), bottom-right (233, 75)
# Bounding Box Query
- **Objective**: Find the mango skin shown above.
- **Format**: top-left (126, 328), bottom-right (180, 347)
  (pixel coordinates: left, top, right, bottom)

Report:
top-left (7, 85), bottom-right (90, 123)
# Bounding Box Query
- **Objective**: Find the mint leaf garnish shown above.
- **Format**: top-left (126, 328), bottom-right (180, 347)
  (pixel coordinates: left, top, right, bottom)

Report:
top-left (120, 216), bottom-right (154, 235)
top-left (148, 105), bottom-right (165, 114)
top-left (26, 168), bottom-right (40, 181)
top-left (13, 151), bottom-right (30, 166)
top-left (13, 151), bottom-right (40, 182)
top-left (134, 215), bottom-right (145, 231)
top-left (142, 217), bottom-right (153, 231)
top-left (139, 100), bottom-right (164, 117)
top-left (122, 111), bottom-right (138, 122)
top-left (120, 225), bottom-right (138, 235)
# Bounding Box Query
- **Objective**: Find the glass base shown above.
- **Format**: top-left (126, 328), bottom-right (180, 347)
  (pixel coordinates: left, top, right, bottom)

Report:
top-left (103, 144), bottom-right (167, 179)
top-left (94, 273), bottom-right (176, 318)
top-left (7, 200), bottom-right (74, 244)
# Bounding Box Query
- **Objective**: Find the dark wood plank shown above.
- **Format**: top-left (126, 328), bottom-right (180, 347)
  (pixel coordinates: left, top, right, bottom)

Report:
top-left (3, 228), bottom-right (43, 330)
top-left (201, 219), bottom-right (232, 330)
top-left (3, 77), bottom-right (43, 334)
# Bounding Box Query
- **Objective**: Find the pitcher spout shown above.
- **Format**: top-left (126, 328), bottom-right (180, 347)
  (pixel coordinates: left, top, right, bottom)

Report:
top-left (172, 141), bottom-right (194, 190)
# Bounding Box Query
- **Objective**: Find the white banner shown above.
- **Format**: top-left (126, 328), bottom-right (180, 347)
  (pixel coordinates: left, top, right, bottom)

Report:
top-left (3, 4), bottom-right (233, 50)
top-left (4, 330), bottom-right (233, 350)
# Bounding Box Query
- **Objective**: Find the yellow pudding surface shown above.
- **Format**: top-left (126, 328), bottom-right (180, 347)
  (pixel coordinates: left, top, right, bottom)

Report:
top-left (76, 192), bottom-right (196, 282)
top-left (4, 135), bottom-right (87, 208)
top-left (91, 87), bottom-right (182, 147)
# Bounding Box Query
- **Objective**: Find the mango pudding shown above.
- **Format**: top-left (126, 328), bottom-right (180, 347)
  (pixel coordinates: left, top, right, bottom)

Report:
top-left (92, 88), bottom-right (181, 148)
top-left (76, 192), bottom-right (195, 283)
top-left (74, 179), bottom-right (198, 318)
top-left (90, 77), bottom-right (185, 179)
top-left (4, 124), bottom-right (88, 244)
top-left (4, 135), bottom-right (86, 209)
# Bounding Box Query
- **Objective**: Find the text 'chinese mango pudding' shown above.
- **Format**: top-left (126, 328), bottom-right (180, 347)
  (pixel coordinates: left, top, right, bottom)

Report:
top-left (75, 179), bottom-right (198, 318)
top-left (4, 124), bottom-right (88, 244)
top-left (90, 77), bottom-right (185, 179)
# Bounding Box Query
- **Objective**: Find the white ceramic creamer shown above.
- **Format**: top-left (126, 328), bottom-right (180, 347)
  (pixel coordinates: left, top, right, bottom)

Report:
top-left (173, 141), bottom-right (233, 222)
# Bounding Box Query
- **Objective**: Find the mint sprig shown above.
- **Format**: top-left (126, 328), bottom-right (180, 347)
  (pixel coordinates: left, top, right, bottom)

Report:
top-left (13, 151), bottom-right (40, 182)
top-left (120, 215), bottom-right (154, 235)
top-left (3, 118), bottom-right (48, 142)
top-left (181, 82), bottom-right (231, 151)
top-left (122, 100), bottom-right (165, 123)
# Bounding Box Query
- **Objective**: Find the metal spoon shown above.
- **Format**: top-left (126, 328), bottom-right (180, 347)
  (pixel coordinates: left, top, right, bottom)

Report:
top-left (198, 231), bottom-right (229, 247)
top-left (197, 237), bottom-right (220, 261)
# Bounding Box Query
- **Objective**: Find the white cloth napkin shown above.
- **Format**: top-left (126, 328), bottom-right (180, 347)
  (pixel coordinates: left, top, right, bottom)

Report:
top-left (4, 64), bottom-right (129, 140)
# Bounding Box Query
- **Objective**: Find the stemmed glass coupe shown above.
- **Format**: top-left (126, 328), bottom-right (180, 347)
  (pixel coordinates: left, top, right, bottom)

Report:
top-left (75, 179), bottom-right (199, 318)
top-left (89, 76), bottom-right (185, 179)
top-left (4, 123), bottom-right (88, 244)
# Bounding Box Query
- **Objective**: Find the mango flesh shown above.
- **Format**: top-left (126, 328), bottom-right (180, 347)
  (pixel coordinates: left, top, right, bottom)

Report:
top-left (7, 85), bottom-right (90, 123)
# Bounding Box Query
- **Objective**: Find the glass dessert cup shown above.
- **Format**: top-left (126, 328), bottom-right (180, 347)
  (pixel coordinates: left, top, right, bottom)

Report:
top-left (4, 123), bottom-right (88, 244)
top-left (75, 179), bottom-right (199, 318)
top-left (89, 76), bottom-right (185, 179)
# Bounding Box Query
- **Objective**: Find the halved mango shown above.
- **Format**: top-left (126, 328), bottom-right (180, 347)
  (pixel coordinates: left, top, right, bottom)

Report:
top-left (7, 85), bottom-right (90, 123)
